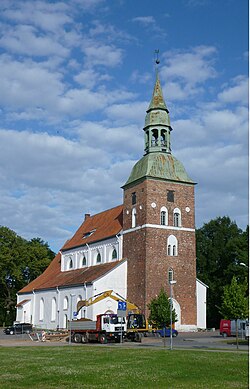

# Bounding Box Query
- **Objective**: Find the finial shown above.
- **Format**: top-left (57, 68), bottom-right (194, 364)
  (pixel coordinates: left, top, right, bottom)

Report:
top-left (155, 49), bottom-right (160, 65)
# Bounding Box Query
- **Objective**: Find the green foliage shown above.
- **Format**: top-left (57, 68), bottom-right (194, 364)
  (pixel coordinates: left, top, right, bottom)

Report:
top-left (220, 276), bottom-right (248, 320)
top-left (147, 287), bottom-right (177, 328)
top-left (0, 226), bottom-right (55, 325)
top-left (196, 217), bottom-right (249, 328)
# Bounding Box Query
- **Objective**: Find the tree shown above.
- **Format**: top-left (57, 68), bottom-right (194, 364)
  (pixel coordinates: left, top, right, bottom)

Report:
top-left (220, 276), bottom-right (248, 348)
top-left (0, 227), bottom-right (55, 325)
top-left (148, 287), bottom-right (177, 329)
top-left (196, 216), bottom-right (249, 328)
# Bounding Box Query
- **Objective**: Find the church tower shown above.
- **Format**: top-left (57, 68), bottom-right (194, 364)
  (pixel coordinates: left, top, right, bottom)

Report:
top-left (122, 70), bottom-right (197, 330)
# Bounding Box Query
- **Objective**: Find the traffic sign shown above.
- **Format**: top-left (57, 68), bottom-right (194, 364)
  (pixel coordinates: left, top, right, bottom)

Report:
top-left (73, 311), bottom-right (78, 317)
top-left (118, 301), bottom-right (127, 311)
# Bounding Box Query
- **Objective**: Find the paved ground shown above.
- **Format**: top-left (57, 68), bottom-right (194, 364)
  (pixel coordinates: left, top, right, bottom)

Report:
top-left (0, 328), bottom-right (248, 351)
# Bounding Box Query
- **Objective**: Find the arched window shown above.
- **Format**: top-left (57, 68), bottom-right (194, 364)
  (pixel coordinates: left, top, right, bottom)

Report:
top-left (82, 256), bottom-right (87, 267)
top-left (39, 298), bottom-right (44, 321)
top-left (173, 208), bottom-right (181, 227)
top-left (96, 252), bottom-right (101, 263)
top-left (151, 128), bottom-right (158, 146)
top-left (167, 235), bottom-right (178, 256)
top-left (132, 208), bottom-right (137, 228)
top-left (63, 296), bottom-right (68, 310)
top-left (160, 206), bottom-right (168, 225)
top-left (51, 297), bottom-right (56, 321)
top-left (68, 258), bottom-right (73, 270)
top-left (112, 248), bottom-right (117, 260)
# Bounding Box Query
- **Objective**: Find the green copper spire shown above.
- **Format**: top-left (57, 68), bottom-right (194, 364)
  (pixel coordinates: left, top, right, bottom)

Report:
top-left (122, 63), bottom-right (195, 189)
top-left (147, 70), bottom-right (168, 112)
top-left (144, 71), bottom-right (172, 155)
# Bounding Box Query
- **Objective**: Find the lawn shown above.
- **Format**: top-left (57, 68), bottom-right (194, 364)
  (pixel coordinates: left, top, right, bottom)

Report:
top-left (0, 346), bottom-right (248, 388)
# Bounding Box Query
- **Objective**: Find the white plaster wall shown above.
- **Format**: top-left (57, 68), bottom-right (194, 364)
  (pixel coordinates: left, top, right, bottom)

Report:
top-left (87, 261), bottom-right (127, 321)
top-left (196, 279), bottom-right (207, 329)
top-left (61, 235), bottom-right (122, 271)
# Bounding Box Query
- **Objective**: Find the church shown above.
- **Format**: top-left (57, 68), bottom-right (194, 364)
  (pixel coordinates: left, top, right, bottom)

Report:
top-left (16, 69), bottom-right (208, 332)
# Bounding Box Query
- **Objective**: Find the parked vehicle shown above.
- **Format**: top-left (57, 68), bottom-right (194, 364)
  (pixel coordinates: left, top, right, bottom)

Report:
top-left (69, 313), bottom-right (126, 344)
top-left (156, 328), bottom-right (178, 338)
top-left (220, 319), bottom-right (248, 338)
top-left (4, 323), bottom-right (32, 335)
top-left (77, 290), bottom-right (148, 341)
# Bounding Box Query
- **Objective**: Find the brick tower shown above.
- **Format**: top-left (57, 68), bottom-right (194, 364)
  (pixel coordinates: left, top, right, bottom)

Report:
top-left (122, 70), bottom-right (197, 330)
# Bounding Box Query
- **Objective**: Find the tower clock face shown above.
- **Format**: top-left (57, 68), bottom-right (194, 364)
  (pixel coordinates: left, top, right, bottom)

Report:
top-left (151, 202), bottom-right (156, 208)
top-left (185, 207), bottom-right (190, 213)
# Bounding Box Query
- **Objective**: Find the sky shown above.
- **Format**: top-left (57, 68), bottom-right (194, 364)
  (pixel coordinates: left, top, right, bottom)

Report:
top-left (0, 0), bottom-right (248, 253)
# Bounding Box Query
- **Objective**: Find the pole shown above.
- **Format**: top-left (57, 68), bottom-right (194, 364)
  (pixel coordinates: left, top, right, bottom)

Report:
top-left (69, 294), bottom-right (76, 345)
top-left (170, 282), bottom-right (173, 350)
top-left (69, 295), bottom-right (72, 345)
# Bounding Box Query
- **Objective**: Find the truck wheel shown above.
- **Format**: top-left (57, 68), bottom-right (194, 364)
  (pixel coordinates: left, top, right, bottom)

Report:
top-left (10, 330), bottom-right (14, 335)
top-left (135, 333), bottom-right (142, 343)
top-left (73, 333), bottom-right (82, 343)
top-left (99, 334), bottom-right (107, 344)
top-left (81, 334), bottom-right (88, 343)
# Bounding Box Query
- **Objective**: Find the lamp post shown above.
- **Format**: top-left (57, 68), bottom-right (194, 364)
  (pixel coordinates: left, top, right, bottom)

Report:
top-left (69, 294), bottom-right (76, 345)
top-left (169, 280), bottom-right (176, 350)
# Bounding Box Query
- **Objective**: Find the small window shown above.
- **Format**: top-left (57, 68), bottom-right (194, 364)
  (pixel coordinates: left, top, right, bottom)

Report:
top-left (167, 235), bottom-right (178, 256)
top-left (112, 249), bottom-right (117, 260)
top-left (96, 253), bottom-right (101, 263)
top-left (68, 258), bottom-right (73, 269)
top-left (82, 256), bottom-right (87, 266)
top-left (132, 208), bottom-right (137, 228)
top-left (63, 296), bottom-right (68, 310)
top-left (132, 192), bottom-right (136, 205)
top-left (161, 211), bottom-right (166, 225)
top-left (39, 298), bottom-right (44, 321)
top-left (51, 297), bottom-right (56, 321)
top-left (167, 190), bottom-right (174, 202)
top-left (173, 208), bottom-right (181, 227)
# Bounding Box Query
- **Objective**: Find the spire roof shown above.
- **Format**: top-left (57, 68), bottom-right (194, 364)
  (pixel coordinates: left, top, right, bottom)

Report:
top-left (147, 71), bottom-right (168, 113)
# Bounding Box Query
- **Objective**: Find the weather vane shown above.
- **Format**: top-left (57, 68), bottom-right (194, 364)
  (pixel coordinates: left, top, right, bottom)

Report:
top-left (155, 49), bottom-right (160, 65)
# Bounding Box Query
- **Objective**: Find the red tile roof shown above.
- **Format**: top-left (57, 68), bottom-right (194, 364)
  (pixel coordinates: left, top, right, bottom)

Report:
top-left (19, 253), bottom-right (125, 293)
top-left (62, 204), bottom-right (123, 251)
top-left (18, 205), bottom-right (125, 294)
top-left (16, 299), bottom-right (31, 307)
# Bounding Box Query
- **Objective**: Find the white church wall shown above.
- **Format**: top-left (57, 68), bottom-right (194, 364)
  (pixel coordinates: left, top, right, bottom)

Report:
top-left (87, 261), bottom-right (127, 321)
top-left (196, 279), bottom-right (208, 329)
top-left (61, 235), bottom-right (122, 272)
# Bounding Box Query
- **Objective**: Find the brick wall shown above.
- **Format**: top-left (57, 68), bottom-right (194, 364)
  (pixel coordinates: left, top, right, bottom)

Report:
top-left (123, 177), bottom-right (197, 325)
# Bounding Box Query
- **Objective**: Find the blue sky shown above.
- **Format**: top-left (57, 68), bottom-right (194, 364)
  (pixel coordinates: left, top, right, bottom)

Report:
top-left (0, 0), bottom-right (248, 252)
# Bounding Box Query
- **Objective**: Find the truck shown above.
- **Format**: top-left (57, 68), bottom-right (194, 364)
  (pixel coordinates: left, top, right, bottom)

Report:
top-left (75, 290), bottom-right (148, 342)
top-left (220, 319), bottom-right (249, 339)
top-left (69, 313), bottom-right (126, 344)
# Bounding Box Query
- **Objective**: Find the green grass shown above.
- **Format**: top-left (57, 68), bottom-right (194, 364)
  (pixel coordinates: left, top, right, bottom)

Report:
top-left (0, 346), bottom-right (248, 388)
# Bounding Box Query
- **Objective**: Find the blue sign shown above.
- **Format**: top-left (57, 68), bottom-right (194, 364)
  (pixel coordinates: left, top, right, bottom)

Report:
top-left (118, 301), bottom-right (127, 311)
top-left (73, 311), bottom-right (78, 317)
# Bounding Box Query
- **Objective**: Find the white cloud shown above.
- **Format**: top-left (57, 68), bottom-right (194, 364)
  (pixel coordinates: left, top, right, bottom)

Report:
top-left (218, 76), bottom-right (248, 105)
top-left (82, 39), bottom-right (124, 67)
top-left (131, 16), bottom-right (155, 25)
top-left (161, 46), bottom-right (217, 100)
top-left (0, 24), bottom-right (70, 57)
